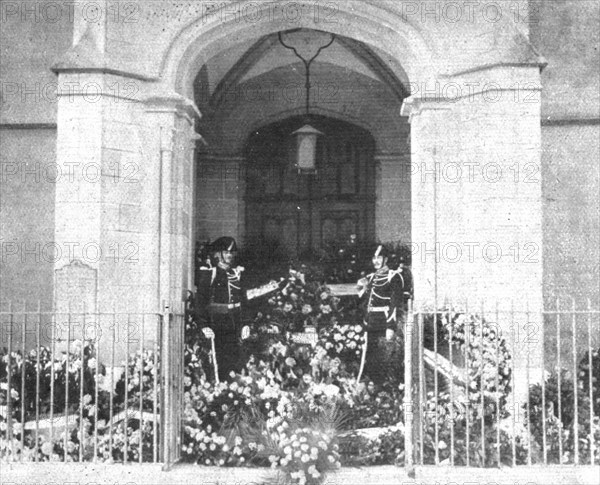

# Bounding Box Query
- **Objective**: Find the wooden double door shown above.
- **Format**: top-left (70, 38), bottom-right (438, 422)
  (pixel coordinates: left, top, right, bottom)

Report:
top-left (245, 116), bottom-right (375, 257)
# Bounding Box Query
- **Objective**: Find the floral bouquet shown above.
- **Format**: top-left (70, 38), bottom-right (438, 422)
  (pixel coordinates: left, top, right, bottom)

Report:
top-left (269, 421), bottom-right (340, 485)
top-left (317, 323), bottom-right (365, 373)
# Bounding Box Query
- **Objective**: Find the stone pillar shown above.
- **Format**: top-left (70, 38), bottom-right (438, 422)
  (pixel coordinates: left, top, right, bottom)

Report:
top-left (375, 153), bottom-right (411, 245)
top-left (195, 155), bottom-right (244, 244)
top-left (53, 72), bottom-right (198, 358)
top-left (145, 97), bottom-right (199, 308)
top-left (403, 67), bottom-right (544, 400)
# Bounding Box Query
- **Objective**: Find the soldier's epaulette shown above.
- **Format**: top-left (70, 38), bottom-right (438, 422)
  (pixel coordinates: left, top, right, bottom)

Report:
top-left (388, 268), bottom-right (404, 283)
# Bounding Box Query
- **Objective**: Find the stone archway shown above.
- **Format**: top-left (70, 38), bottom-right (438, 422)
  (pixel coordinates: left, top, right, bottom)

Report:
top-left (157, 1), bottom-right (545, 310)
top-left (51, 2), bottom-right (546, 372)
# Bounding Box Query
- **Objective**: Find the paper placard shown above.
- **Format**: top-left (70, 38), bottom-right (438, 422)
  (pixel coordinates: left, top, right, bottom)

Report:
top-left (290, 332), bottom-right (318, 346)
top-left (327, 283), bottom-right (359, 296)
top-left (247, 280), bottom-right (280, 300)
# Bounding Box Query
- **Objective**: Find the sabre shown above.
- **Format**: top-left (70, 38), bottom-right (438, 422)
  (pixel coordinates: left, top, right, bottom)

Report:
top-left (210, 336), bottom-right (220, 384)
top-left (356, 330), bottom-right (368, 385)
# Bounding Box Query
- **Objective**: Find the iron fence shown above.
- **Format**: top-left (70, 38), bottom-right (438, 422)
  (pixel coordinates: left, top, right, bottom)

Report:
top-left (403, 298), bottom-right (600, 468)
top-left (0, 302), bottom-right (184, 468)
top-left (1, 297), bottom-right (598, 470)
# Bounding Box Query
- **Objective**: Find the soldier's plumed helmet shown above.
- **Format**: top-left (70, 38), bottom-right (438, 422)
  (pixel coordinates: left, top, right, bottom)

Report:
top-left (211, 237), bottom-right (237, 253)
top-left (372, 243), bottom-right (390, 259)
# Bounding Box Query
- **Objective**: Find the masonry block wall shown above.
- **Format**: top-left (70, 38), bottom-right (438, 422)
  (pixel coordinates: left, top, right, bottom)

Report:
top-left (375, 152), bottom-right (411, 245)
top-left (195, 156), bottom-right (243, 244)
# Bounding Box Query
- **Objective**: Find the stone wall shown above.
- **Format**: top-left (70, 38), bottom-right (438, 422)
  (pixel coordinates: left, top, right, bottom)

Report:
top-left (0, 129), bottom-right (56, 308)
top-left (530, 0), bottom-right (600, 308)
top-left (0, 0), bottom-right (73, 308)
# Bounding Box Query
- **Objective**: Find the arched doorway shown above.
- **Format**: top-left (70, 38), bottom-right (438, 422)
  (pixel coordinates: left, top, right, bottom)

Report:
top-left (244, 115), bottom-right (376, 258)
top-left (191, 27), bottom-right (411, 260)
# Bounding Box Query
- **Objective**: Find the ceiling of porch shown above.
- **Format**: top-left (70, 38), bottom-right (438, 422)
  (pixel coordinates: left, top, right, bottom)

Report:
top-left (194, 28), bottom-right (410, 155)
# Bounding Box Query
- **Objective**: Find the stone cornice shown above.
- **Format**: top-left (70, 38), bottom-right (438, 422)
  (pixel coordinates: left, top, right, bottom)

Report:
top-left (0, 123), bottom-right (57, 130)
top-left (446, 60), bottom-right (548, 78)
top-left (52, 66), bottom-right (157, 83)
top-left (400, 96), bottom-right (451, 123)
top-left (541, 118), bottom-right (600, 126)
top-left (144, 91), bottom-right (202, 121)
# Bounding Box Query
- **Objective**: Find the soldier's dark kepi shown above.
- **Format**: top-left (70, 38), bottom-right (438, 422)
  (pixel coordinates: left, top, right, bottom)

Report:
top-left (211, 236), bottom-right (237, 253)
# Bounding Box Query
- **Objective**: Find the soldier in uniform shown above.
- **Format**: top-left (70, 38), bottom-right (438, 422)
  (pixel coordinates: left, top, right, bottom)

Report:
top-left (357, 243), bottom-right (407, 386)
top-left (195, 236), bottom-right (250, 381)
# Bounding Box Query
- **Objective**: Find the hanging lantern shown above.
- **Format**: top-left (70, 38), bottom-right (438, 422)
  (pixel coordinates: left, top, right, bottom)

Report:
top-left (278, 31), bottom-right (334, 175)
top-left (292, 124), bottom-right (322, 174)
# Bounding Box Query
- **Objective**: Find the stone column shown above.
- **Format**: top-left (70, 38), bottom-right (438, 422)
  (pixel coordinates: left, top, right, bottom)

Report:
top-left (53, 72), bottom-right (199, 358)
top-left (403, 67), bottom-right (544, 400)
top-left (145, 97), bottom-right (200, 307)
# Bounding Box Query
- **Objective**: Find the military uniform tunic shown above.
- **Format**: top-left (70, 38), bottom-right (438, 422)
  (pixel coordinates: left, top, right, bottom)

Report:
top-left (360, 266), bottom-right (406, 385)
top-left (196, 264), bottom-right (246, 380)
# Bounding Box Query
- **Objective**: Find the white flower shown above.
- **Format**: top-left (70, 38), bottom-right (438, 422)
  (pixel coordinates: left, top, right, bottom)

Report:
top-left (301, 454), bottom-right (310, 462)
top-left (320, 304), bottom-right (332, 314)
top-left (324, 384), bottom-right (339, 397)
top-left (41, 441), bottom-right (53, 455)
